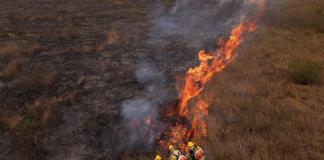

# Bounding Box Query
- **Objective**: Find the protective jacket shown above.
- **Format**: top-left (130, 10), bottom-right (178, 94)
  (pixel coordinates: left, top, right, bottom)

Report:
top-left (187, 145), bottom-right (205, 160)
top-left (169, 148), bottom-right (188, 160)
top-left (155, 154), bottom-right (162, 160)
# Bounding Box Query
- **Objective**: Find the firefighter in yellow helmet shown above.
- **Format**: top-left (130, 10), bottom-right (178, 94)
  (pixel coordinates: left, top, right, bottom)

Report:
top-left (187, 142), bottom-right (205, 160)
top-left (155, 154), bottom-right (162, 160)
top-left (168, 145), bottom-right (188, 160)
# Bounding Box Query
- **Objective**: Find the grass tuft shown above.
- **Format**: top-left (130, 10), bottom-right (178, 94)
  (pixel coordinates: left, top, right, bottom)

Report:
top-left (288, 59), bottom-right (322, 85)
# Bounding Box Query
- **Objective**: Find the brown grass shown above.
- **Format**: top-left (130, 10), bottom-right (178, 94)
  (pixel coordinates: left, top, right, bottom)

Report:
top-left (21, 69), bottom-right (57, 89)
top-left (266, 0), bottom-right (324, 32)
top-left (96, 30), bottom-right (120, 52)
top-left (79, 45), bottom-right (94, 54)
top-left (200, 1), bottom-right (324, 159)
top-left (0, 43), bottom-right (45, 80)
top-left (29, 96), bottom-right (64, 126)
top-left (12, 92), bottom-right (76, 139)
top-left (24, 43), bottom-right (45, 56)
top-left (0, 43), bottom-right (21, 58)
top-left (2, 58), bottom-right (23, 79)
top-left (59, 26), bottom-right (80, 41)
top-left (0, 109), bottom-right (24, 130)
top-left (106, 31), bottom-right (119, 45)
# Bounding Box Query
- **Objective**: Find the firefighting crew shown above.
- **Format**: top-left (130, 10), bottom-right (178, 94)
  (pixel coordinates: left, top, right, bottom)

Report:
top-left (168, 145), bottom-right (188, 160)
top-left (154, 142), bottom-right (205, 160)
top-left (187, 141), bottom-right (205, 160)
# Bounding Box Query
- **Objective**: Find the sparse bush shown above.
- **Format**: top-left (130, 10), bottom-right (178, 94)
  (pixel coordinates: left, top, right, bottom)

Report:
top-left (288, 59), bottom-right (322, 85)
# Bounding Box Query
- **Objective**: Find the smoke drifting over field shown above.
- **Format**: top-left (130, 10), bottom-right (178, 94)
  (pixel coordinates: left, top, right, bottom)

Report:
top-left (118, 0), bottom-right (262, 153)
top-left (151, 0), bottom-right (254, 49)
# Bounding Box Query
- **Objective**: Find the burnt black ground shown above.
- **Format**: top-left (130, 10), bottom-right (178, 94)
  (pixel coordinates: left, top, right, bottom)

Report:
top-left (0, 0), bottom-right (153, 159)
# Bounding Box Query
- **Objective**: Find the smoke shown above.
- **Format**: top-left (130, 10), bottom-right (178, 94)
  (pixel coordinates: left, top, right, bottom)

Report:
top-left (122, 98), bottom-right (152, 121)
top-left (120, 98), bottom-right (159, 146)
top-left (117, 61), bottom-right (170, 151)
top-left (150, 0), bottom-right (254, 49)
top-left (117, 0), bottom-right (263, 153)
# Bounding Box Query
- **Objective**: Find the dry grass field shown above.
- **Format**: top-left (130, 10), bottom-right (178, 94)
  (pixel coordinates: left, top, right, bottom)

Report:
top-left (0, 0), bottom-right (323, 160)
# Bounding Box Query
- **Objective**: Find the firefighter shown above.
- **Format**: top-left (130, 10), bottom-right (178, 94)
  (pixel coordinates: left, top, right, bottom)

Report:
top-left (155, 154), bottom-right (162, 160)
top-left (168, 145), bottom-right (188, 160)
top-left (187, 141), bottom-right (205, 160)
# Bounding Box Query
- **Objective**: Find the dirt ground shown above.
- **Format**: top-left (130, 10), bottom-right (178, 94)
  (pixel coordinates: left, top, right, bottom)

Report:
top-left (0, 0), bottom-right (323, 160)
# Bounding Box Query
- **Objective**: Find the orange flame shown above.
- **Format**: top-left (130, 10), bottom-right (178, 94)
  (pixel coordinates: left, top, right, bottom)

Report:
top-left (178, 21), bottom-right (246, 117)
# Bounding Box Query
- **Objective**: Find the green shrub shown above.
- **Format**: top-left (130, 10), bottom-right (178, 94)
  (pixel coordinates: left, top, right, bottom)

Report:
top-left (288, 59), bottom-right (322, 85)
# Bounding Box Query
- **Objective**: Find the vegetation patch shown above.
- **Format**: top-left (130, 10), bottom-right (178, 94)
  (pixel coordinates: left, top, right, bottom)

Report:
top-left (15, 115), bottom-right (41, 138)
top-left (288, 59), bottom-right (322, 85)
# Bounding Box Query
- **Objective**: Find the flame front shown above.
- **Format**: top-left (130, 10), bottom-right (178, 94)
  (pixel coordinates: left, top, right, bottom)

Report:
top-left (178, 22), bottom-right (246, 117)
top-left (160, 0), bottom-right (266, 152)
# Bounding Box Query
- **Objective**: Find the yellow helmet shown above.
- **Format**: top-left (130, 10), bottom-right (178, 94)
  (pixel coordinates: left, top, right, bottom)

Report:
top-left (168, 145), bottom-right (174, 151)
top-left (155, 154), bottom-right (162, 160)
top-left (170, 155), bottom-right (177, 160)
top-left (188, 141), bottom-right (194, 147)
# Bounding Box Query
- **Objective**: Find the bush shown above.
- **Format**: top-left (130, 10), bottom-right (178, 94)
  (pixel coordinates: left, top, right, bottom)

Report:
top-left (288, 59), bottom-right (322, 85)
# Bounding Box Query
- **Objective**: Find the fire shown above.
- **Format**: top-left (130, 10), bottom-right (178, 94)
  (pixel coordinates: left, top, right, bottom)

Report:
top-left (160, 21), bottom-right (256, 150)
top-left (161, 0), bottom-right (266, 151)
top-left (171, 22), bottom-right (248, 147)
top-left (178, 22), bottom-right (247, 116)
